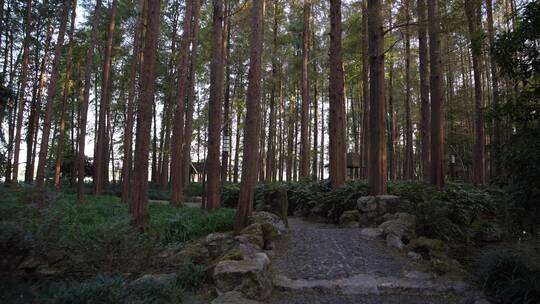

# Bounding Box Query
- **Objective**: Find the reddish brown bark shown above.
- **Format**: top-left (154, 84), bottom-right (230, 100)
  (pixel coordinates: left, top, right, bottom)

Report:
top-left (121, 0), bottom-right (144, 204)
top-left (12, 0), bottom-right (33, 182)
top-left (170, 0), bottom-right (194, 206)
top-left (418, 0), bottom-right (431, 182)
top-left (234, 0), bottom-right (265, 232)
top-left (35, 0), bottom-right (71, 188)
top-left (25, 15), bottom-right (53, 184)
top-left (300, 0), bottom-right (311, 179)
top-left (130, 0), bottom-right (160, 230)
top-left (206, 0), bottom-right (224, 210)
top-left (54, 0), bottom-right (77, 189)
top-left (265, 1), bottom-right (279, 182)
top-left (182, 0), bottom-right (202, 188)
top-left (404, 0), bottom-right (414, 180)
top-left (94, 0), bottom-right (117, 195)
top-left (77, 0), bottom-right (102, 202)
top-left (367, 0), bottom-right (387, 195)
top-left (328, 0), bottom-right (347, 190)
top-left (465, 0), bottom-right (486, 185)
top-left (428, 0), bottom-right (445, 188)
top-left (486, 0), bottom-right (501, 176)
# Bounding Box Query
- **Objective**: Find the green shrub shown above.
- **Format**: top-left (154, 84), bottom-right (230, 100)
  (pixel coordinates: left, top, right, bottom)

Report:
top-left (184, 182), bottom-right (203, 198)
top-left (475, 249), bottom-right (540, 304)
top-left (0, 221), bottom-right (33, 271)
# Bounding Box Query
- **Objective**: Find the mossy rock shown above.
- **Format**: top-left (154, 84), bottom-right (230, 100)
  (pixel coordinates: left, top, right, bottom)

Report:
top-left (221, 248), bottom-right (245, 261)
top-left (408, 237), bottom-right (446, 253)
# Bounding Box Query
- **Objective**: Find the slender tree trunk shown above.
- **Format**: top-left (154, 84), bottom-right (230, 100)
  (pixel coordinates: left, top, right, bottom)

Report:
top-left (465, 0), bottom-right (485, 185)
top-left (485, 0), bottom-right (501, 176)
top-left (182, 0), bottom-right (202, 188)
top-left (78, 0), bottom-right (102, 201)
top-left (265, 1), bottom-right (279, 182)
top-left (312, 60), bottom-right (319, 180)
top-left (130, 0), bottom-right (160, 230)
top-left (35, 0), bottom-right (71, 188)
top-left (367, 0), bottom-right (387, 195)
top-left (221, 0), bottom-right (231, 183)
top-left (404, 0), bottom-right (414, 180)
top-left (94, 0), bottom-right (117, 194)
top-left (234, 0), bottom-right (265, 231)
top-left (388, 61), bottom-right (396, 180)
top-left (300, 0), bottom-right (311, 179)
top-left (361, 3), bottom-right (369, 179)
top-left (170, 0), bottom-right (194, 205)
top-left (12, 0), bottom-right (33, 182)
top-left (25, 16), bottom-right (52, 184)
top-left (328, 0), bottom-right (347, 190)
top-left (122, 0), bottom-right (144, 203)
top-left (428, 0), bottom-right (444, 188)
top-left (54, 0), bottom-right (77, 189)
top-left (206, 0), bottom-right (224, 210)
top-left (418, 0), bottom-right (430, 182)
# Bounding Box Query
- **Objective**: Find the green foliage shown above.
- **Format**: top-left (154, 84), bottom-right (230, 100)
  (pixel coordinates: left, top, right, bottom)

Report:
top-left (492, 1), bottom-right (540, 231)
top-left (475, 249), bottom-right (540, 304)
top-left (149, 203), bottom-right (234, 244)
top-left (184, 182), bottom-right (203, 198)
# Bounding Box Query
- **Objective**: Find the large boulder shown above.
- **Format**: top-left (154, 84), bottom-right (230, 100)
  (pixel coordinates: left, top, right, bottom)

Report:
top-left (213, 253), bottom-right (272, 300)
top-left (357, 196), bottom-right (378, 213)
top-left (356, 195), bottom-right (402, 225)
top-left (378, 213), bottom-right (416, 250)
top-left (339, 210), bottom-right (361, 227)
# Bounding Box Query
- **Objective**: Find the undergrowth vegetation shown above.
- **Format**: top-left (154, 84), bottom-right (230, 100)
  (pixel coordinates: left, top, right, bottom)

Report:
top-left (0, 186), bottom-right (232, 303)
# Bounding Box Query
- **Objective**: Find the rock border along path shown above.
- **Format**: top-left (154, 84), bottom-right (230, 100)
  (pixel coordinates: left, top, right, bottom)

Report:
top-left (265, 217), bottom-right (472, 304)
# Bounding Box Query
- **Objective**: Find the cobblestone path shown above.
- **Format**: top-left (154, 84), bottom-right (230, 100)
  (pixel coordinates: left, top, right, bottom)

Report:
top-left (265, 218), bottom-right (470, 304)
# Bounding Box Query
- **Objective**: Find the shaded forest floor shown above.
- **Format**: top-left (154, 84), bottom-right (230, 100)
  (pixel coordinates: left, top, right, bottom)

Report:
top-left (1, 181), bottom-right (539, 303)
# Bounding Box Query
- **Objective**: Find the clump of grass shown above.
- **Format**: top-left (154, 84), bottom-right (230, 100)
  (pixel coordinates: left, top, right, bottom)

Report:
top-left (475, 248), bottom-right (540, 304)
top-left (41, 275), bottom-right (183, 304)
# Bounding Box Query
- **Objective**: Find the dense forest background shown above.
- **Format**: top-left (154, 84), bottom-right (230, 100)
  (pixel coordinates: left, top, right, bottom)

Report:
top-left (0, 0), bottom-right (538, 229)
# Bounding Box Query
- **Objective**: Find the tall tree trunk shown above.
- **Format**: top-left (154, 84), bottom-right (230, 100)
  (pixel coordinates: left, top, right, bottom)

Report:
top-left (182, 0), bottom-right (202, 188)
top-left (404, 0), bottom-right (414, 180)
top-left (367, 0), bottom-right (387, 195)
top-left (418, 0), bottom-right (430, 182)
top-left (122, 0), bottom-right (144, 203)
top-left (206, 0), bottom-right (224, 210)
top-left (35, 0), bottom-right (71, 188)
top-left (26, 15), bottom-right (53, 184)
top-left (312, 58), bottom-right (318, 180)
top-left (465, 0), bottom-right (485, 185)
top-left (265, 1), bottom-right (279, 182)
top-left (300, 0), bottom-right (311, 179)
top-left (361, 3), bottom-right (369, 179)
top-left (388, 60), bottom-right (396, 180)
top-left (221, 0), bottom-right (231, 183)
top-left (234, 0), bottom-right (265, 231)
top-left (485, 0), bottom-right (501, 176)
top-left (170, 0), bottom-right (194, 205)
top-left (78, 0), bottom-right (102, 201)
top-left (12, 0), bottom-right (33, 182)
top-left (54, 0), bottom-right (77, 189)
top-left (328, 0), bottom-right (347, 190)
top-left (428, 0), bottom-right (444, 187)
top-left (94, 0), bottom-right (117, 195)
top-left (130, 0), bottom-right (160, 230)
